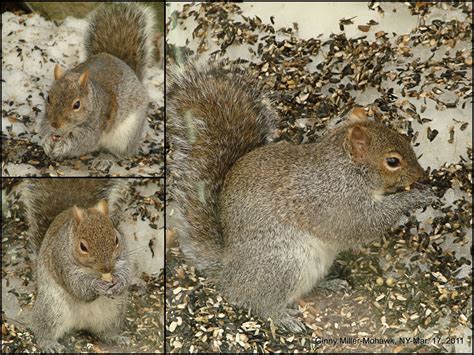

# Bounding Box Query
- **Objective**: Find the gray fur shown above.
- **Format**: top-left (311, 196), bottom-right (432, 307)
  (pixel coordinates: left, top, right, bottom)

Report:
top-left (169, 62), bottom-right (438, 332)
top-left (85, 3), bottom-right (155, 81)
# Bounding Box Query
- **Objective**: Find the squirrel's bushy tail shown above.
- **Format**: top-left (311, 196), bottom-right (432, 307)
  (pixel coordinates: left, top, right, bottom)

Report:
top-left (85, 3), bottom-right (155, 81)
top-left (23, 179), bottom-right (127, 252)
top-left (168, 62), bottom-right (278, 274)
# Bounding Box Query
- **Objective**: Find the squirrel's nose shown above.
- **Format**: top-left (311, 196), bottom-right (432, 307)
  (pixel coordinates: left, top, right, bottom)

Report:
top-left (101, 263), bottom-right (113, 274)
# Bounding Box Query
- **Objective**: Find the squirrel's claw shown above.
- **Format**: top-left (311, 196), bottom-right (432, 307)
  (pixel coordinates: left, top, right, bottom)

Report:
top-left (106, 275), bottom-right (128, 296)
top-left (316, 278), bottom-right (351, 294)
top-left (101, 334), bottom-right (131, 347)
top-left (274, 309), bottom-right (307, 333)
top-left (93, 279), bottom-right (112, 296)
top-left (38, 339), bottom-right (66, 353)
top-left (90, 155), bottom-right (115, 172)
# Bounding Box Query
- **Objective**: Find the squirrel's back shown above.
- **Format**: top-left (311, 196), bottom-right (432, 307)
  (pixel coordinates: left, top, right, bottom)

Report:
top-left (23, 179), bottom-right (127, 252)
top-left (168, 62), bottom-right (278, 273)
top-left (85, 3), bottom-right (155, 81)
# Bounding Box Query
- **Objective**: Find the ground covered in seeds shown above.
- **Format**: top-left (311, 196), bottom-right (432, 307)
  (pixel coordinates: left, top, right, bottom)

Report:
top-left (2, 10), bottom-right (164, 177)
top-left (166, 2), bottom-right (472, 353)
top-left (1, 178), bottom-right (165, 353)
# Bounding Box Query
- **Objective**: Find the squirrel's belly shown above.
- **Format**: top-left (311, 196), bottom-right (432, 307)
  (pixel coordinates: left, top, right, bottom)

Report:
top-left (72, 295), bottom-right (125, 332)
top-left (292, 234), bottom-right (339, 301)
top-left (40, 275), bottom-right (124, 333)
top-left (98, 109), bottom-right (145, 154)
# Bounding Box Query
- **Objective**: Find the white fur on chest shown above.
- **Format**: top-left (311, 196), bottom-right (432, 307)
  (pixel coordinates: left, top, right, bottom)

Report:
top-left (372, 189), bottom-right (386, 202)
top-left (99, 111), bottom-right (143, 153)
top-left (292, 234), bottom-right (339, 301)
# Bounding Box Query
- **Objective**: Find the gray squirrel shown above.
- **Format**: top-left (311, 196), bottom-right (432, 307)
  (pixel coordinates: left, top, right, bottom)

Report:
top-left (23, 179), bottom-right (131, 352)
top-left (168, 62), bottom-right (438, 332)
top-left (39, 3), bottom-right (156, 160)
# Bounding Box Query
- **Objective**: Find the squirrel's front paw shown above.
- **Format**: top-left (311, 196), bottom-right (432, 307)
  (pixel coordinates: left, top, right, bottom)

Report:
top-left (411, 184), bottom-right (439, 207)
top-left (93, 279), bottom-right (112, 296)
top-left (40, 134), bottom-right (66, 160)
top-left (49, 139), bottom-right (71, 160)
top-left (106, 275), bottom-right (129, 296)
top-left (41, 136), bottom-right (55, 158)
top-left (93, 275), bottom-right (128, 297)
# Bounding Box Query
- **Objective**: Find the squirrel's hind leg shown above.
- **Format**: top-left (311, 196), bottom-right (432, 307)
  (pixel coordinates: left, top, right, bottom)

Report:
top-left (217, 230), bottom-right (309, 333)
top-left (31, 279), bottom-right (71, 352)
top-left (85, 295), bottom-right (129, 347)
top-left (31, 306), bottom-right (68, 352)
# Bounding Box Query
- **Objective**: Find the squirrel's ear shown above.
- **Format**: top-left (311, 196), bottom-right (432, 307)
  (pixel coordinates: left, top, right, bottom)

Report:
top-left (72, 206), bottom-right (84, 224)
top-left (348, 125), bottom-right (371, 161)
top-left (54, 64), bottom-right (64, 81)
top-left (94, 200), bottom-right (109, 216)
top-left (347, 107), bottom-right (368, 123)
top-left (79, 70), bottom-right (89, 88)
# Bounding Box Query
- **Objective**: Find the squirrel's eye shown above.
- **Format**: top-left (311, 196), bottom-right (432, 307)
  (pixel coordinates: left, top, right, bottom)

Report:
top-left (47, 96), bottom-right (50, 104)
top-left (115, 236), bottom-right (119, 247)
top-left (386, 157), bottom-right (401, 168)
top-left (73, 100), bottom-right (81, 110)
top-left (79, 241), bottom-right (89, 253)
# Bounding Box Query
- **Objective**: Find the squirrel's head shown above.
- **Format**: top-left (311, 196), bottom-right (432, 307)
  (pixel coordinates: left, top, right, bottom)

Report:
top-left (70, 200), bottom-right (123, 275)
top-left (45, 65), bottom-right (95, 140)
top-left (344, 118), bottom-right (425, 193)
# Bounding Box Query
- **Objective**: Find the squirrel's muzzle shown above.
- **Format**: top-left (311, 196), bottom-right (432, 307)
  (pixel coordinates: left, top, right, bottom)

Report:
top-left (415, 165), bottom-right (426, 182)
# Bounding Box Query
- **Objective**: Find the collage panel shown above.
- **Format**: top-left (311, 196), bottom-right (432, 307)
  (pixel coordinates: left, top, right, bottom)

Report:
top-left (2, 2), bottom-right (166, 353)
top-left (1, 1), bottom-right (472, 354)
top-left (2, 177), bottom-right (165, 352)
top-left (165, 2), bottom-right (472, 353)
top-left (2, 2), bottom-right (164, 177)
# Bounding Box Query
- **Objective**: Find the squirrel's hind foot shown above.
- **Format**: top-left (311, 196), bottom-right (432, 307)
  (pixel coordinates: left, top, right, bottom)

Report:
top-left (90, 154), bottom-right (116, 172)
top-left (316, 278), bottom-right (351, 295)
top-left (273, 309), bottom-right (307, 333)
top-left (38, 339), bottom-right (66, 353)
top-left (100, 334), bottom-right (130, 348)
